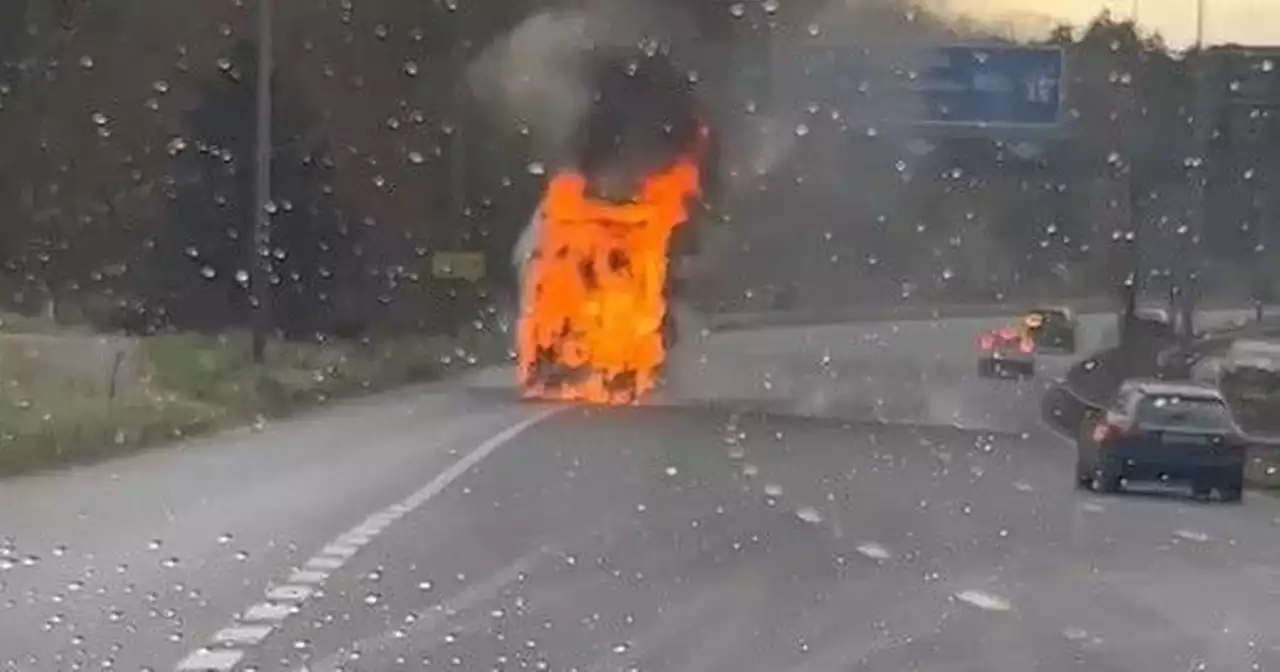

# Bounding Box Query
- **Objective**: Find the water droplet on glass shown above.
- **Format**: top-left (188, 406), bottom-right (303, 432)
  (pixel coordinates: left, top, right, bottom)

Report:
top-left (91, 112), bottom-right (109, 126)
top-left (79, 55), bottom-right (95, 69)
top-left (147, 539), bottom-right (162, 551)
top-left (729, 2), bottom-right (745, 17)
top-left (364, 593), bottom-right (381, 606)
top-left (795, 124), bottom-right (809, 137)
top-left (200, 266), bottom-right (217, 280)
top-left (762, 0), bottom-right (780, 14)
top-left (404, 61), bottom-right (420, 77)
top-left (527, 161), bottom-right (546, 176)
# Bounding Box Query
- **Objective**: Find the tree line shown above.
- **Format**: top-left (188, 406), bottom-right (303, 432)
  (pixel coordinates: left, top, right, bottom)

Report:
top-left (0, 1), bottom-right (1276, 335)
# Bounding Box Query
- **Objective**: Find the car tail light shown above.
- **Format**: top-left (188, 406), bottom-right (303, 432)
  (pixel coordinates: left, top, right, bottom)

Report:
top-left (1019, 338), bottom-right (1034, 354)
top-left (1222, 433), bottom-right (1250, 451)
top-left (978, 334), bottom-right (994, 350)
top-left (1092, 422), bottom-right (1125, 443)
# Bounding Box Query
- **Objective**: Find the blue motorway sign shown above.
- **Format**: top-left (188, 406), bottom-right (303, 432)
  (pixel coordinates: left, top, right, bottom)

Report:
top-left (910, 45), bottom-right (1064, 127)
top-left (725, 43), bottom-right (1064, 129)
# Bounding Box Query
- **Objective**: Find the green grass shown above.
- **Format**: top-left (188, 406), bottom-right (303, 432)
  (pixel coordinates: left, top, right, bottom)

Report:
top-left (0, 381), bottom-right (221, 475)
top-left (0, 327), bottom-right (511, 477)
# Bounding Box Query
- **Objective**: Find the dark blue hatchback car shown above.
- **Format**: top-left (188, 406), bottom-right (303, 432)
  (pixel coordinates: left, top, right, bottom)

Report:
top-left (1077, 379), bottom-right (1247, 502)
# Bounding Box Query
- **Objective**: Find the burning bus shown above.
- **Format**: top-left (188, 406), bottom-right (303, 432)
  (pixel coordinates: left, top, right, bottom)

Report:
top-left (511, 51), bottom-right (711, 404)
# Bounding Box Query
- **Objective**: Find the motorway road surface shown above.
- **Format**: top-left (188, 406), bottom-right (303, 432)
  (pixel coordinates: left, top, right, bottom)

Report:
top-left (3, 310), bottom-right (1280, 671)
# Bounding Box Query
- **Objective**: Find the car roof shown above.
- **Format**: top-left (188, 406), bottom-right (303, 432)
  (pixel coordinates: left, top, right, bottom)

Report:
top-left (1229, 338), bottom-right (1280, 354)
top-left (1120, 378), bottom-right (1224, 399)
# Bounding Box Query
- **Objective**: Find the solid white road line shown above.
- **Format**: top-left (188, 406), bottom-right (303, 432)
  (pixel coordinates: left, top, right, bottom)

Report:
top-left (171, 408), bottom-right (560, 671)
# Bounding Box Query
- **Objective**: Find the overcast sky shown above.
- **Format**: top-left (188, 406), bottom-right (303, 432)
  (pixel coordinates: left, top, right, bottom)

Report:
top-left (944, 0), bottom-right (1280, 48)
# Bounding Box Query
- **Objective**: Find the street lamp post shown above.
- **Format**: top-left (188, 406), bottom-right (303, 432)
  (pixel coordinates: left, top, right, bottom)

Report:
top-left (250, 0), bottom-right (273, 363)
top-left (1182, 0), bottom-right (1209, 342)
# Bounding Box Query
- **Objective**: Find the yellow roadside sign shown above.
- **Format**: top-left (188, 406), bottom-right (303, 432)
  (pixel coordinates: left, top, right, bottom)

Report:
top-left (431, 251), bottom-right (486, 282)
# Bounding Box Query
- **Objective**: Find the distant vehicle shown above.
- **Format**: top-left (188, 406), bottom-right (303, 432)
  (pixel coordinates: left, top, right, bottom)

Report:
top-left (1134, 304), bottom-right (1172, 326)
top-left (1076, 379), bottom-right (1246, 501)
top-left (1021, 306), bottom-right (1078, 353)
top-left (977, 326), bottom-right (1035, 378)
top-left (1219, 339), bottom-right (1280, 404)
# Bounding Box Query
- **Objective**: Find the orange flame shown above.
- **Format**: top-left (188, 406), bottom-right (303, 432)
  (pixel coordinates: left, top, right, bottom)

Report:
top-left (516, 131), bottom-right (706, 404)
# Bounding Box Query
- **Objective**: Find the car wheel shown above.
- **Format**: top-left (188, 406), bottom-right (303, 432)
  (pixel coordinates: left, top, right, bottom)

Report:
top-left (1093, 462), bottom-right (1123, 493)
top-left (1192, 482), bottom-right (1213, 501)
top-left (1221, 469), bottom-right (1245, 503)
top-left (1075, 457), bottom-right (1093, 489)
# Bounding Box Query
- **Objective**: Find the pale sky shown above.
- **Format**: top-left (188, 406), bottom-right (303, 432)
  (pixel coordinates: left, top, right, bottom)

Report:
top-left (945, 0), bottom-right (1280, 48)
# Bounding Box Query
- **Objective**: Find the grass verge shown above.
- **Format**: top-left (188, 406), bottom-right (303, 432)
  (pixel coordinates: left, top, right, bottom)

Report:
top-left (0, 328), bottom-right (510, 477)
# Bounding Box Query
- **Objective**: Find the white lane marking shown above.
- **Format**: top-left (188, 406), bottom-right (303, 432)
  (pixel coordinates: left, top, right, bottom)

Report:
top-left (304, 556), bottom-right (344, 571)
top-left (214, 625), bottom-right (274, 646)
top-left (955, 589), bottom-right (1013, 611)
top-left (1013, 481), bottom-right (1034, 492)
top-left (265, 585), bottom-right (314, 601)
top-left (176, 648), bottom-right (244, 671)
top-left (287, 570), bottom-right (328, 584)
top-left (242, 603), bottom-right (292, 621)
top-left (1062, 627), bottom-right (1089, 641)
top-left (172, 408), bottom-right (560, 671)
top-left (1175, 529), bottom-right (1210, 542)
top-left (320, 543), bottom-right (359, 558)
top-left (336, 533), bottom-right (372, 546)
top-left (856, 542), bottom-right (892, 560)
top-left (305, 545), bottom-right (553, 672)
top-left (1078, 501), bottom-right (1105, 513)
top-left (794, 506), bottom-right (823, 524)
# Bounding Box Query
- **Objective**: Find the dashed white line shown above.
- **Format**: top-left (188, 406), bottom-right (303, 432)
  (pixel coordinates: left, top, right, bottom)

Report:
top-left (242, 602), bottom-right (292, 622)
top-left (304, 556), bottom-right (344, 571)
top-left (213, 625), bottom-right (275, 646)
top-left (265, 585), bottom-right (314, 602)
top-left (955, 589), bottom-right (1013, 612)
top-left (171, 408), bottom-right (559, 671)
top-left (287, 570), bottom-right (328, 584)
top-left (794, 506), bottom-right (823, 524)
top-left (1175, 529), bottom-right (1210, 542)
top-left (176, 648), bottom-right (244, 671)
top-left (856, 542), bottom-right (892, 560)
top-left (320, 543), bottom-right (360, 558)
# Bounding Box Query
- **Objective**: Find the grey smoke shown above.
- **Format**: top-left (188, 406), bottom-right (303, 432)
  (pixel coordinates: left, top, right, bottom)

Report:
top-left (467, 0), bottom-right (695, 168)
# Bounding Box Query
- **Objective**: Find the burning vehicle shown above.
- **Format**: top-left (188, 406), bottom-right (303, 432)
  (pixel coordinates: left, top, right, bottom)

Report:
top-left (512, 52), bottom-right (711, 404)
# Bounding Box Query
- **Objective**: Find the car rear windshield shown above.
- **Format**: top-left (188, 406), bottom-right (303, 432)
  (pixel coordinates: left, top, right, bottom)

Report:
top-left (1135, 395), bottom-right (1234, 431)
